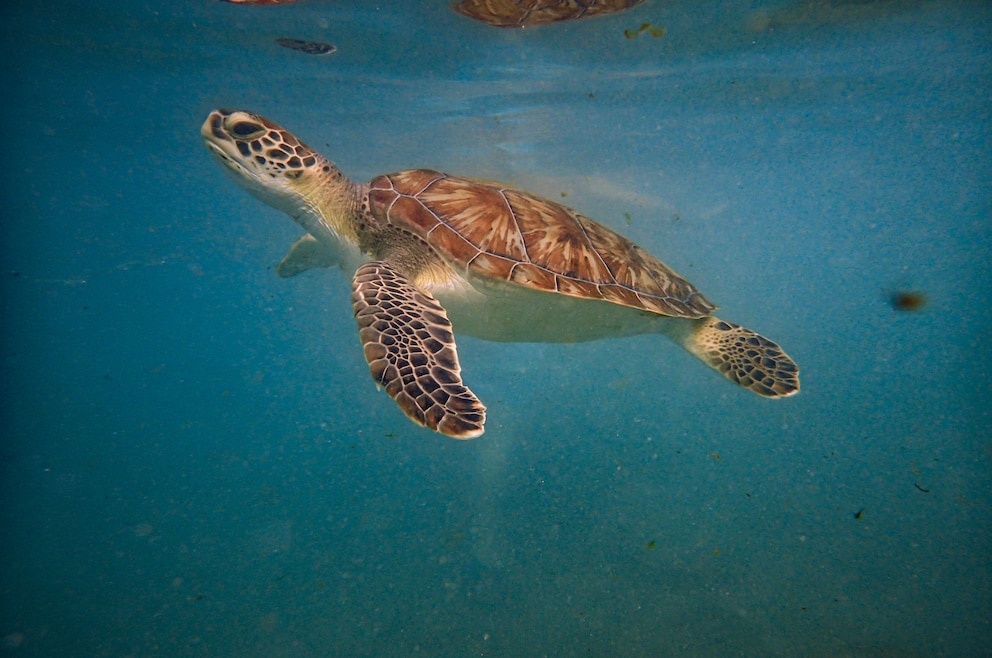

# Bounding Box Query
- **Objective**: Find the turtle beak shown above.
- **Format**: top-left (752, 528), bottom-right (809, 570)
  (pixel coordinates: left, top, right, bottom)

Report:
top-left (201, 110), bottom-right (230, 144)
top-left (201, 111), bottom-right (250, 189)
top-left (201, 110), bottom-right (245, 171)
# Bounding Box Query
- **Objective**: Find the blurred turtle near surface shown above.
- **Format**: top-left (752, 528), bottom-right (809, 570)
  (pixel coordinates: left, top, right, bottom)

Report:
top-left (452, 0), bottom-right (647, 27)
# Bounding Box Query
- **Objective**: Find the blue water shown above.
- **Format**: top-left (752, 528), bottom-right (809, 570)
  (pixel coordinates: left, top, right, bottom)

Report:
top-left (2, 0), bottom-right (990, 655)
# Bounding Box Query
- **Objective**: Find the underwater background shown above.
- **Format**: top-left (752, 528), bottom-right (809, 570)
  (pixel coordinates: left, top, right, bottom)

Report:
top-left (1, 0), bottom-right (990, 656)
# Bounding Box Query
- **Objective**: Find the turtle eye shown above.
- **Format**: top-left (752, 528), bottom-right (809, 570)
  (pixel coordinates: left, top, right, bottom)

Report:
top-left (231, 121), bottom-right (264, 138)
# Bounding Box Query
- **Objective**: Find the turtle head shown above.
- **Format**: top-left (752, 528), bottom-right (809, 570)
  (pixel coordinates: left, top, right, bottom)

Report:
top-left (201, 109), bottom-right (350, 222)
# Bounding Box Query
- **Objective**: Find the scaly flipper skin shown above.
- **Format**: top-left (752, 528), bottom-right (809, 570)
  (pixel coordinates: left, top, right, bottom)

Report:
top-left (683, 317), bottom-right (800, 397)
top-left (352, 261), bottom-right (487, 438)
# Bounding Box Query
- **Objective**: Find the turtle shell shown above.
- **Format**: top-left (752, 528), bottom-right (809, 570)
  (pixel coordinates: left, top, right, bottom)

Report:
top-left (452, 0), bottom-right (646, 27)
top-left (367, 170), bottom-right (716, 319)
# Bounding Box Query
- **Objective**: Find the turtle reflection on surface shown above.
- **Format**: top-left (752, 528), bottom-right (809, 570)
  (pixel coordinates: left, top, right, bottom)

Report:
top-left (452, 0), bottom-right (647, 27)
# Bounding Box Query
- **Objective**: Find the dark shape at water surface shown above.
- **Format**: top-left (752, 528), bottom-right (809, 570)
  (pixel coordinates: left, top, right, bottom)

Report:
top-left (889, 290), bottom-right (928, 312)
top-left (276, 38), bottom-right (337, 55)
top-left (452, 0), bottom-right (646, 27)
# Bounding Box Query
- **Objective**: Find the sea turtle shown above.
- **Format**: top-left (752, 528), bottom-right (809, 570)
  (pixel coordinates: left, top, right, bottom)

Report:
top-left (452, 0), bottom-right (647, 27)
top-left (201, 109), bottom-right (799, 438)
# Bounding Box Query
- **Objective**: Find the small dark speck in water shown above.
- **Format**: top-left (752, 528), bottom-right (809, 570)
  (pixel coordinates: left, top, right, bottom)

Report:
top-left (889, 290), bottom-right (928, 311)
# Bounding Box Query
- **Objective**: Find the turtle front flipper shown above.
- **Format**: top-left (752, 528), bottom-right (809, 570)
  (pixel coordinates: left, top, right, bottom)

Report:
top-left (681, 316), bottom-right (800, 398)
top-left (352, 260), bottom-right (487, 438)
top-left (277, 234), bottom-right (338, 278)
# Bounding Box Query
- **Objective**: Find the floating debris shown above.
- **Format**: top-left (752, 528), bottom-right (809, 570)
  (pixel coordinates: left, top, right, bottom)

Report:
top-left (452, 0), bottom-right (646, 28)
top-left (889, 290), bottom-right (927, 312)
top-left (276, 38), bottom-right (337, 55)
top-left (624, 22), bottom-right (665, 39)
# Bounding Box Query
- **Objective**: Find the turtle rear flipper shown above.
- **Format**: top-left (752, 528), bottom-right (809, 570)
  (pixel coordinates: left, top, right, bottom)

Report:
top-left (352, 260), bottom-right (487, 438)
top-left (681, 316), bottom-right (800, 398)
